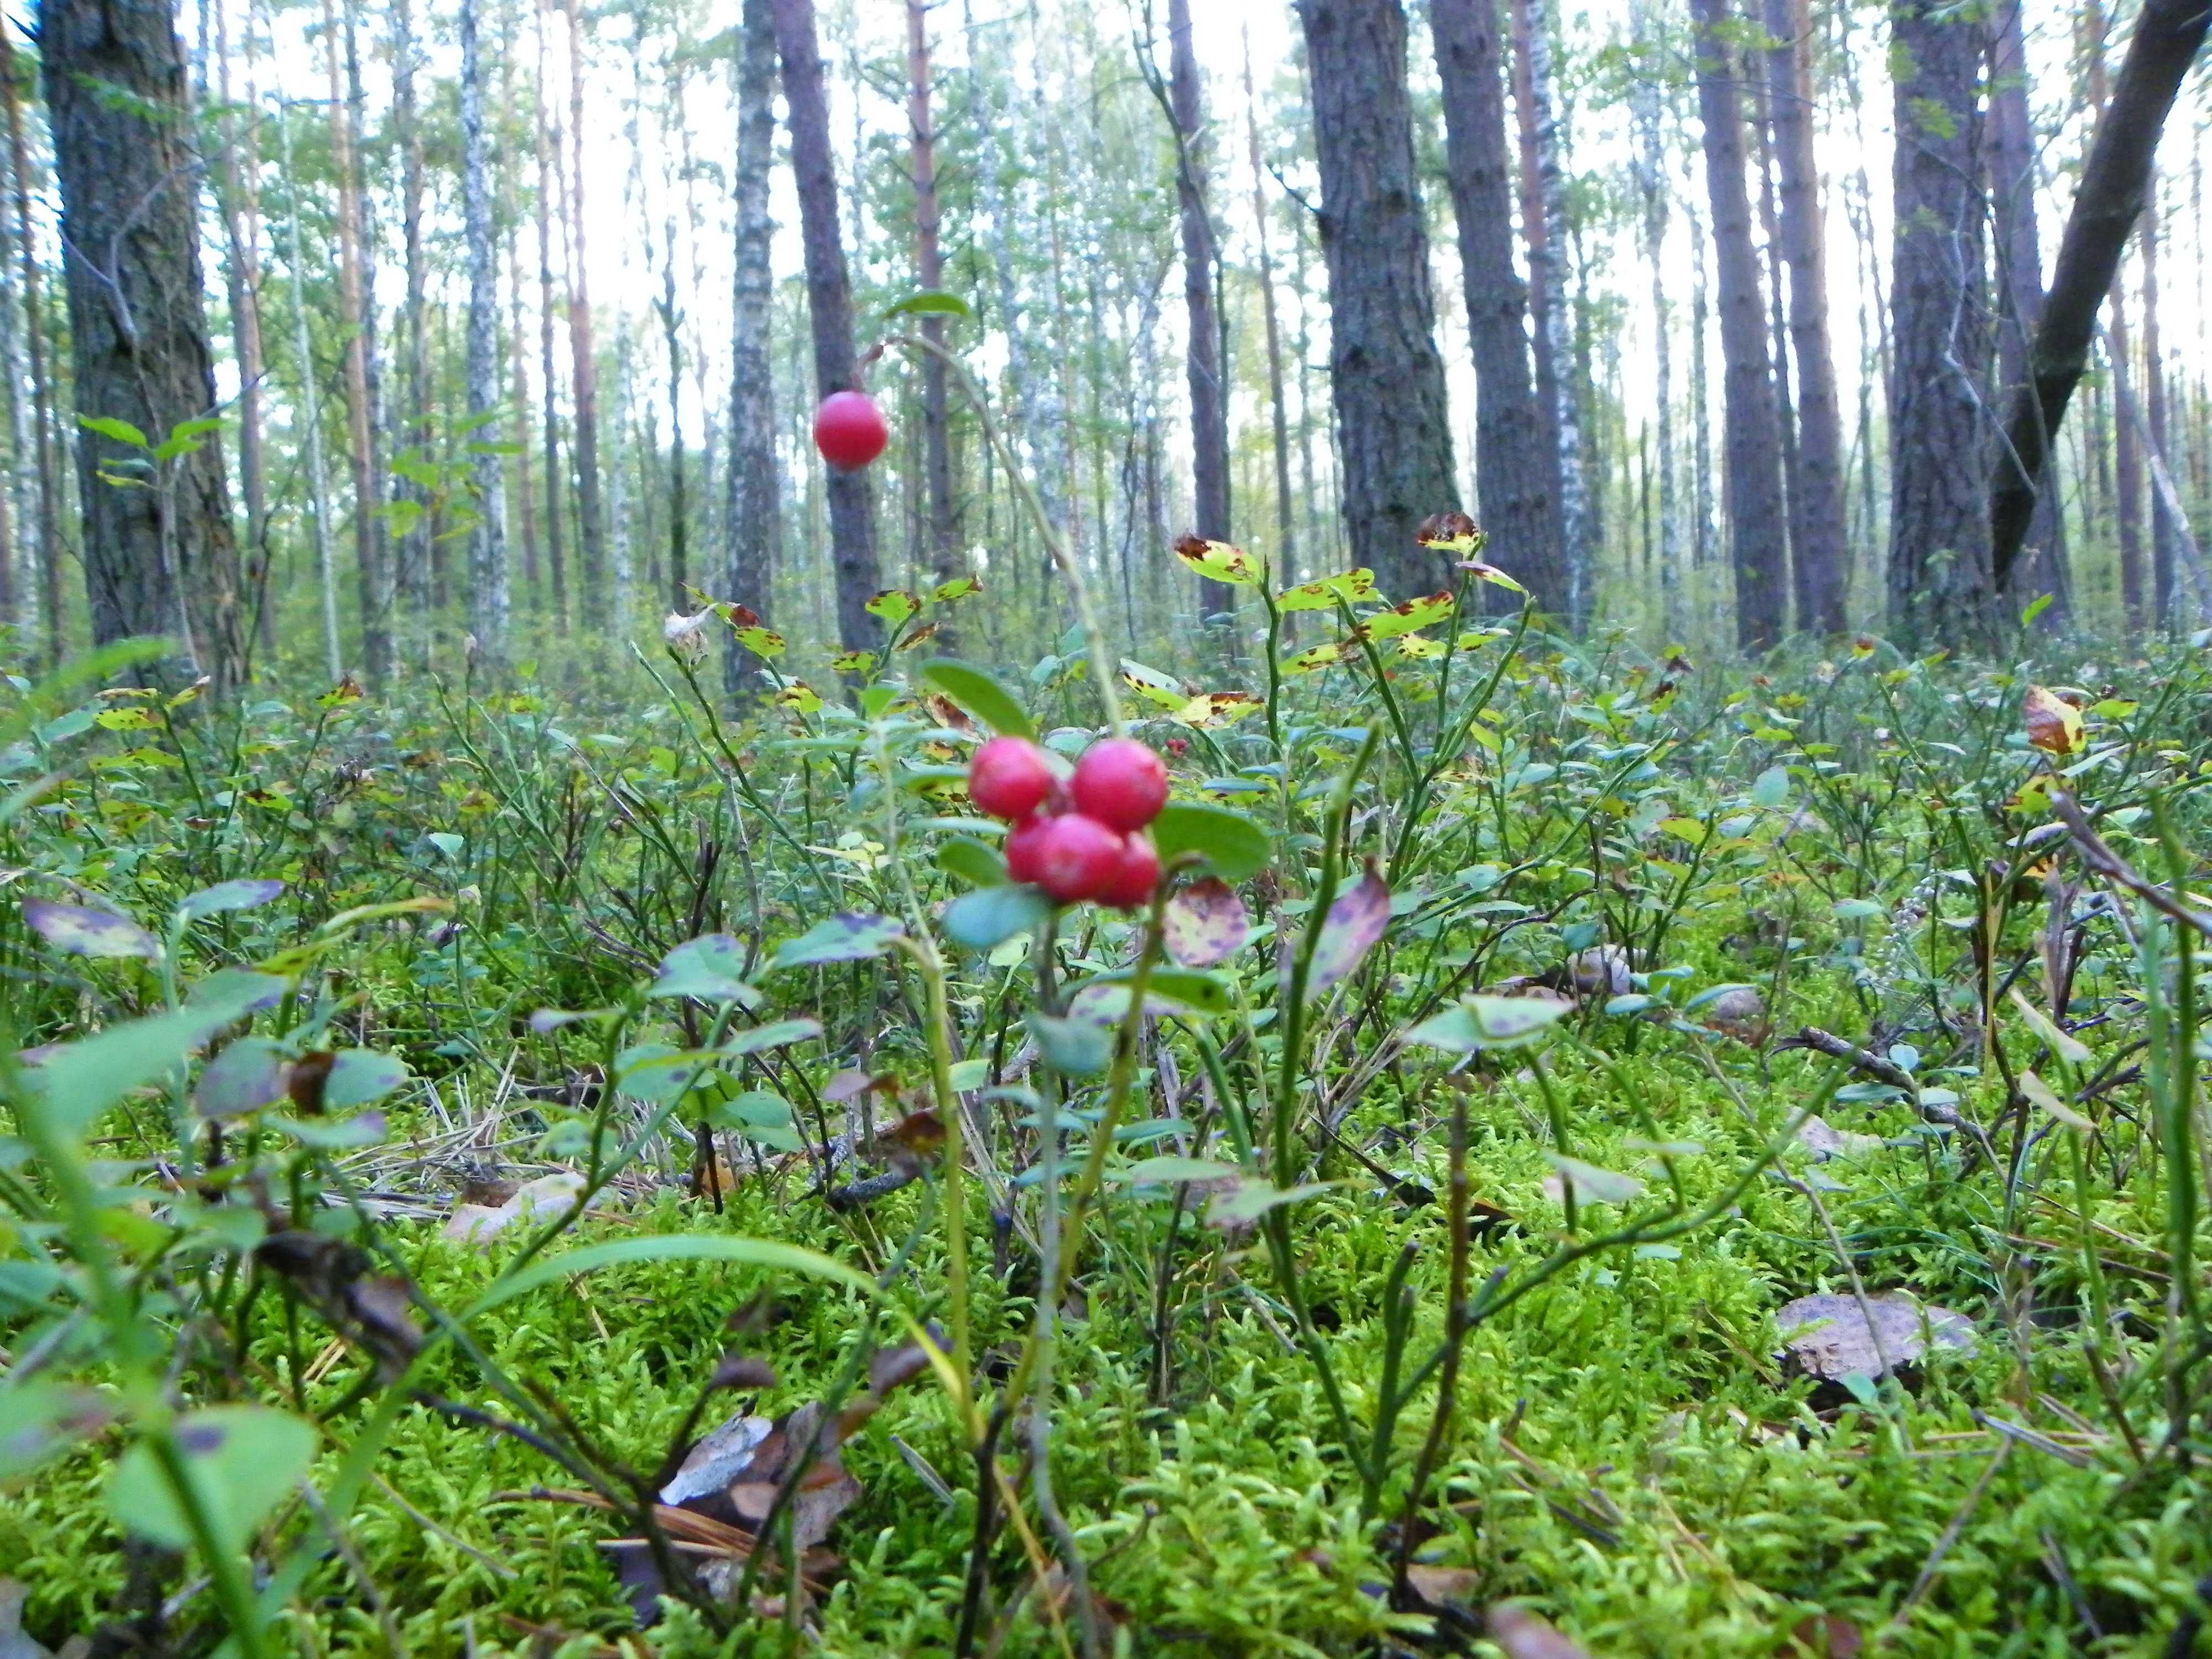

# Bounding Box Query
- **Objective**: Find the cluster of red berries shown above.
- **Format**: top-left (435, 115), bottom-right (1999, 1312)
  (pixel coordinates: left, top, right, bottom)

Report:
top-left (968, 735), bottom-right (1168, 909)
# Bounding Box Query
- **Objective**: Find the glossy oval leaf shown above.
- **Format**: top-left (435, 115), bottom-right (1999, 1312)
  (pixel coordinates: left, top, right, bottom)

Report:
top-left (943, 884), bottom-right (1052, 951)
top-left (178, 879), bottom-right (286, 921)
top-left (919, 659), bottom-right (1034, 740)
top-left (772, 911), bottom-right (905, 969)
top-left (1151, 803), bottom-right (1271, 882)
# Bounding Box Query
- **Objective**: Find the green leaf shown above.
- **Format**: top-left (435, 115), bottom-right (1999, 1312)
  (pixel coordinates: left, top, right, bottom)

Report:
top-left (1151, 803), bottom-right (1271, 881)
top-left (21, 898), bottom-right (159, 959)
top-left (1207, 1177), bottom-right (1335, 1224)
top-left (461, 1234), bottom-right (879, 1324)
top-left (1026, 1010), bottom-right (1112, 1076)
top-left (1275, 568), bottom-right (1377, 612)
top-left (77, 414), bottom-right (149, 448)
top-left (884, 289), bottom-right (972, 320)
top-left (193, 1037), bottom-right (288, 1119)
top-left (772, 912), bottom-right (905, 969)
top-left (1404, 994), bottom-right (1571, 1053)
top-left (651, 935), bottom-right (760, 1004)
top-left (106, 1406), bottom-right (316, 1554)
top-left (919, 659), bottom-right (1034, 739)
top-left (721, 1018), bottom-right (824, 1056)
top-left (1545, 1154), bottom-right (1645, 1205)
top-left (178, 879), bottom-right (285, 921)
top-left (943, 883), bottom-right (1052, 950)
top-left (1070, 968), bottom-right (1232, 1018)
top-left (1115, 1156), bottom-right (1241, 1185)
top-left (324, 1050), bottom-right (409, 1109)
top-left (25, 972), bottom-right (289, 1135)
top-left (0, 1381), bottom-right (114, 1482)
top-left (937, 836), bottom-right (1008, 889)
top-left (865, 589), bottom-right (922, 627)
top-left (1752, 765), bottom-right (1791, 809)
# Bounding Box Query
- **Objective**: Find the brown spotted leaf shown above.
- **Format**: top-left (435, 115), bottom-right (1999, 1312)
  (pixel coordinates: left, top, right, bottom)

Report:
top-left (1162, 877), bottom-right (1251, 968)
top-left (1302, 865), bottom-right (1390, 1001)
top-left (1172, 534), bottom-right (1261, 586)
top-left (2023, 685), bottom-right (2083, 756)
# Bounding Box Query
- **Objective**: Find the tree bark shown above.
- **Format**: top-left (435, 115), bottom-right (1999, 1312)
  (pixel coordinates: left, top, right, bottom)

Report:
top-left (1166, 0), bottom-right (1233, 623)
top-left (1506, 0), bottom-right (1564, 522)
top-left (1751, 71), bottom-right (1802, 624)
top-left (1987, 0), bottom-right (2069, 624)
top-left (772, 0), bottom-right (881, 654)
top-left (564, 0), bottom-right (606, 620)
top-left (906, 0), bottom-right (957, 599)
top-left (1294, 0), bottom-right (1460, 601)
top-left (1432, 0), bottom-right (1564, 613)
top-left (275, 99), bottom-right (341, 679)
top-left (392, 0), bottom-right (432, 614)
top-left (207, 0), bottom-right (272, 659)
top-left (1689, 0), bottom-right (1789, 649)
top-left (0, 27), bottom-right (55, 665)
top-left (1241, 34), bottom-right (1297, 593)
top-left (1887, 0), bottom-right (1992, 643)
top-left (727, 0), bottom-right (779, 666)
top-left (533, 0), bottom-right (565, 619)
top-left (1987, 0), bottom-right (2209, 600)
top-left (1764, 0), bottom-right (1848, 632)
top-left (461, 0), bottom-right (507, 660)
top-left (2142, 183), bottom-right (2175, 625)
top-left (1628, 0), bottom-right (1679, 637)
top-left (45, 0), bottom-right (244, 688)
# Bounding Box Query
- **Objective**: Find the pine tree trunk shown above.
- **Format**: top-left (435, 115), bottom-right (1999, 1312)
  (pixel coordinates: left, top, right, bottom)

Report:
top-left (460, 0), bottom-right (506, 661)
top-left (1988, 0), bottom-right (2068, 622)
top-left (1765, 0), bottom-right (1849, 632)
top-left (322, 0), bottom-right (389, 682)
top-left (533, 0), bottom-right (565, 620)
top-left (1432, 0), bottom-right (1564, 613)
top-left (1167, 0), bottom-right (1233, 624)
top-left (1886, 0), bottom-right (1992, 642)
top-left (1507, 0), bottom-right (1563, 509)
top-left (1689, 0), bottom-right (1789, 649)
top-left (1686, 180), bottom-right (1714, 574)
top-left (1509, 0), bottom-right (1587, 619)
top-left (727, 0), bottom-right (779, 664)
top-left (47, 0), bottom-right (244, 688)
top-left (4, 27), bottom-right (62, 667)
top-left (0, 84), bottom-right (24, 639)
top-left (564, 0), bottom-right (606, 620)
top-left (1629, 0), bottom-right (1679, 637)
top-left (1294, 0), bottom-right (1460, 600)
top-left (276, 101), bottom-right (341, 678)
top-left (906, 0), bottom-right (957, 597)
top-left (773, 0), bottom-right (881, 653)
top-left (207, 0), bottom-right (272, 659)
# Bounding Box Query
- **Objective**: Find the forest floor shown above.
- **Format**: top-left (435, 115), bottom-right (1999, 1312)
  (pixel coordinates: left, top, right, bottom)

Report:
top-left (4, 593), bottom-right (2212, 1657)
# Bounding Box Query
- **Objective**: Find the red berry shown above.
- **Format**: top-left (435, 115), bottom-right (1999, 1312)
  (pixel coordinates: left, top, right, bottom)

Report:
top-left (1004, 813), bottom-right (1052, 885)
top-left (1071, 737), bottom-right (1168, 832)
top-left (1029, 812), bottom-right (1123, 904)
top-left (968, 736), bottom-right (1055, 822)
top-left (813, 390), bottom-right (889, 471)
top-left (1099, 832), bottom-right (1160, 910)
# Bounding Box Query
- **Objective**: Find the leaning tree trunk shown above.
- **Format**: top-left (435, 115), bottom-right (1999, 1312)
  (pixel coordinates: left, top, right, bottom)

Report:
top-left (2142, 184), bottom-right (2176, 626)
top-left (1988, 0), bottom-right (2069, 624)
top-left (726, 0), bottom-right (779, 673)
top-left (772, 0), bottom-right (881, 655)
top-left (1166, 0), bottom-right (1234, 624)
top-left (1765, 0), bottom-right (1848, 633)
top-left (45, 0), bottom-right (244, 688)
top-left (1887, 0), bottom-right (1992, 644)
top-left (1987, 0), bottom-right (2209, 602)
top-left (1294, 0), bottom-right (1460, 601)
top-left (460, 0), bottom-right (506, 661)
top-left (1432, 0), bottom-right (1564, 613)
top-left (1509, 0), bottom-right (1590, 627)
top-left (1689, 0), bottom-right (1790, 650)
top-left (906, 0), bottom-right (957, 601)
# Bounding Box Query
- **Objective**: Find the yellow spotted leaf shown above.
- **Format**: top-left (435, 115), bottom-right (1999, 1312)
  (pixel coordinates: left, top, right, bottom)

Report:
top-left (1284, 641), bottom-right (1346, 675)
top-left (832, 650), bottom-right (878, 674)
top-left (1174, 691), bottom-right (1264, 729)
top-left (2023, 685), bottom-right (2083, 756)
top-left (1121, 659), bottom-right (1191, 708)
top-left (732, 626), bottom-right (786, 659)
top-left (1394, 633), bottom-right (1445, 659)
top-left (1275, 568), bottom-right (1377, 612)
top-left (1172, 535), bottom-right (1261, 586)
top-left (775, 681), bottom-right (823, 716)
top-left (865, 588), bottom-right (921, 626)
top-left (931, 576), bottom-right (982, 603)
top-left (96, 708), bottom-right (160, 732)
top-left (1359, 591), bottom-right (1455, 640)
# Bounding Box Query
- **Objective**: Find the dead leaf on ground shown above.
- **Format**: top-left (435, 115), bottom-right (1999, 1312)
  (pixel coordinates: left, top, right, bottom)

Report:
top-left (1775, 1293), bottom-right (1976, 1381)
top-left (1703, 985), bottom-right (1770, 1045)
top-left (1400, 1566), bottom-right (1479, 1611)
top-left (1485, 1603), bottom-right (1594, 1658)
top-left (1794, 1115), bottom-right (1884, 1163)
top-left (1788, 1613), bottom-right (1865, 1657)
top-left (441, 1171), bottom-right (583, 1245)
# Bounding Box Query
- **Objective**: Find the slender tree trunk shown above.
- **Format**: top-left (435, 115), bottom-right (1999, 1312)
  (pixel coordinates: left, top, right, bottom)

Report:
top-left (533, 0), bottom-right (565, 620)
top-left (1887, 0), bottom-right (1992, 641)
top-left (0, 75), bottom-right (24, 639)
top-left (206, 0), bottom-right (272, 661)
top-left (321, 0), bottom-right (389, 682)
top-left (1752, 72), bottom-right (1802, 624)
top-left (1241, 34), bottom-right (1296, 591)
top-left (3, 27), bottom-right (62, 667)
top-left (502, 0), bottom-right (537, 594)
top-left (460, 0), bottom-right (506, 661)
top-left (773, 0), bottom-right (881, 653)
top-left (46, 0), bottom-right (243, 686)
top-left (1629, 0), bottom-right (1679, 637)
top-left (906, 0), bottom-right (957, 597)
top-left (660, 213), bottom-right (687, 609)
top-left (1686, 178), bottom-right (1714, 575)
top-left (564, 0), bottom-right (606, 620)
top-left (1988, 0), bottom-right (2208, 602)
top-left (275, 103), bottom-right (341, 677)
top-left (1690, 0), bottom-right (1790, 649)
top-left (1509, 0), bottom-right (1588, 621)
top-left (1294, 0), bottom-right (1460, 599)
top-left (392, 0), bottom-right (432, 618)
top-left (2143, 184), bottom-right (2175, 627)
top-left (727, 0), bottom-right (779, 660)
top-left (1432, 0), bottom-right (1564, 612)
top-left (1988, 0), bottom-right (2069, 623)
top-left (1166, 0), bottom-right (1233, 623)
top-left (1765, 0), bottom-right (1848, 632)
top-left (1507, 0), bottom-right (1563, 512)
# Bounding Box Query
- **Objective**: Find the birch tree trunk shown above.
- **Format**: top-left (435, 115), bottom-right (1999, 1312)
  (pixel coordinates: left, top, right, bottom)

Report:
top-left (1432, 0), bottom-right (1564, 613)
top-left (1166, 0), bottom-right (1233, 625)
top-left (392, 0), bottom-right (432, 617)
top-left (727, 0), bottom-right (780, 665)
top-left (1886, 0), bottom-right (1992, 643)
top-left (1240, 33), bottom-right (1296, 591)
top-left (461, 0), bottom-right (506, 660)
top-left (1294, 0), bottom-right (1460, 601)
top-left (906, 0), bottom-right (957, 598)
top-left (1629, 0), bottom-right (1679, 637)
top-left (3, 26), bottom-right (62, 667)
top-left (533, 0), bottom-right (565, 619)
top-left (276, 101), bottom-right (341, 679)
top-left (773, 0), bottom-right (882, 654)
top-left (2143, 185), bottom-right (2175, 625)
top-left (1689, 0), bottom-right (1789, 649)
top-left (207, 0), bottom-right (272, 658)
top-left (564, 0), bottom-right (607, 620)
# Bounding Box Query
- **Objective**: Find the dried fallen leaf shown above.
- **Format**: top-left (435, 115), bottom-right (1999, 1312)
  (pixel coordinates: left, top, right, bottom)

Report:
top-left (1775, 1292), bottom-right (1976, 1381)
top-left (2023, 684), bottom-right (2084, 756)
top-left (440, 1171), bottom-right (583, 1245)
top-left (1401, 1565), bottom-right (1479, 1611)
top-left (1788, 1613), bottom-right (1865, 1657)
top-left (1162, 877), bottom-right (1250, 968)
top-left (1794, 1115), bottom-right (1884, 1163)
top-left (1485, 1604), bottom-right (1593, 1658)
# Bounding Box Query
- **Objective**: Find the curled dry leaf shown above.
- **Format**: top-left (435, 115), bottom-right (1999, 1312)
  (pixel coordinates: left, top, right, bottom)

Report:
top-left (1162, 876), bottom-right (1250, 967)
top-left (1775, 1292), bottom-right (1976, 1381)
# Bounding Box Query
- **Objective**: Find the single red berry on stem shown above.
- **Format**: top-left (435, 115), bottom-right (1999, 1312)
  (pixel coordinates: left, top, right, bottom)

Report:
top-left (1099, 832), bottom-right (1160, 910)
top-left (813, 390), bottom-right (889, 470)
top-left (1071, 737), bottom-right (1168, 832)
top-left (968, 736), bottom-right (1055, 822)
top-left (1030, 812), bottom-right (1123, 904)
